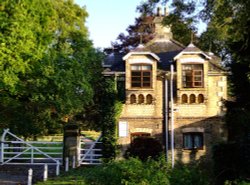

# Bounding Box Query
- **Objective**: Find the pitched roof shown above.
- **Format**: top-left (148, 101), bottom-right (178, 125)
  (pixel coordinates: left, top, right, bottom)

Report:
top-left (144, 39), bottom-right (184, 70)
top-left (145, 39), bottom-right (184, 53)
top-left (103, 52), bottom-right (121, 67)
top-left (123, 44), bottom-right (160, 61)
top-left (103, 39), bottom-right (184, 71)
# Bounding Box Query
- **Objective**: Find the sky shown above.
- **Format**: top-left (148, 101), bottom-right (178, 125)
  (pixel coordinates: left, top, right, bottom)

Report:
top-left (76, 0), bottom-right (142, 48)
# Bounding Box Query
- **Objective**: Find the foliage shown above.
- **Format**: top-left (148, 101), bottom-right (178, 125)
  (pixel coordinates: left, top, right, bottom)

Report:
top-left (0, 0), bottom-right (103, 137)
top-left (224, 180), bottom-right (250, 185)
top-left (189, 0), bottom-right (250, 183)
top-left (109, 0), bottom-right (162, 53)
top-left (225, 102), bottom-right (250, 142)
top-left (99, 77), bottom-right (122, 161)
top-left (169, 163), bottom-right (210, 185)
top-left (162, 0), bottom-right (198, 45)
top-left (110, 16), bottom-right (155, 53)
top-left (37, 156), bottom-right (211, 185)
top-left (215, 94), bottom-right (250, 185)
top-left (201, 1), bottom-right (250, 184)
top-left (125, 137), bottom-right (163, 161)
top-left (213, 142), bottom-right (250, 185)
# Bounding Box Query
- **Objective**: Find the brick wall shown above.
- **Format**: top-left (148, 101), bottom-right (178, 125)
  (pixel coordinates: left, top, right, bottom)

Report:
top-left (118, 51), bottom-right (227, 163)
top-left (172, 117), bottom-right (227, 163)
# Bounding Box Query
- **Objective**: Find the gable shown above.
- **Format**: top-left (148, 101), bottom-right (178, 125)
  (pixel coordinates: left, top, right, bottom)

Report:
top-left (174, 43), bottom-right (211, 61)
top-left (177, 54), bottom-right (207, 64)
top-left (123, 52), bottom-right (160, 61)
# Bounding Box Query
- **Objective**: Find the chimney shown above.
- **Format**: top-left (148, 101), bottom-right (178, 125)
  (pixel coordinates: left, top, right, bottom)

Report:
top-left (164, 6), bottom-right (169, 16)
top-left (157, 7), bottom-right (162, 17)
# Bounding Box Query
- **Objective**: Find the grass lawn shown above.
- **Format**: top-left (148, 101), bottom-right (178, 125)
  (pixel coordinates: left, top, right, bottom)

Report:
top-left (36, 167), bottom-right (95, 185)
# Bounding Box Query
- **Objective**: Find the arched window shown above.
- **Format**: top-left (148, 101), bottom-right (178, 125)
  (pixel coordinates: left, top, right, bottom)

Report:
top-left (130, 94), bottom-right (136, 104)
top-left (181, 94), bottom-right (188, 104)
top-left (146, 94), bottom-right (153, 104)
top-left (189, 94), bottom-right (196, 104)
top-left (138, 94), bottom-right (144, 104)
top-left (198, 94), bottom-right (204, 103)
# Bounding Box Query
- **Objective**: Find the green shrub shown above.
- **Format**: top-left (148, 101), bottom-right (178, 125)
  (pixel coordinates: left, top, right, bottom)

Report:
top-left (125, 137), bottom-right (163, 161)
top-left (169, 163), bottom-right (210, 185)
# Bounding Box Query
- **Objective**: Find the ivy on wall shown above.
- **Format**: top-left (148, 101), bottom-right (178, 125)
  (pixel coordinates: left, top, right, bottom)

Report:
top-left (100, 77), bottom-right (122, 161)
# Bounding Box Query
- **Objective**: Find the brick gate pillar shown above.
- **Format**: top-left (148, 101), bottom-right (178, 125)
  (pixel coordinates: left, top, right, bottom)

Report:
top-left (63, 123), bottom-right (81, 167)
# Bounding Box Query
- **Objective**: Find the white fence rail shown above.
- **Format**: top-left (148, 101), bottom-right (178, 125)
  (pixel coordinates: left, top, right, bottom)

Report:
top-left (0, 129), bottom-right (63, 165)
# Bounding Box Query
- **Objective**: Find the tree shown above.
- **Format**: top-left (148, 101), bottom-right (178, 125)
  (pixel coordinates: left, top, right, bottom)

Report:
top-left (198, 0), bottom-right (250, 182)
top-left (110, 16), bottom-right (155, 53)
top-left (0, 0), bottom-right (103, 137)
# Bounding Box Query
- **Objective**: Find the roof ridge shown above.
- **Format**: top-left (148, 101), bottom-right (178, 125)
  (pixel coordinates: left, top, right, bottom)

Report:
top-left (170, 39), bottom-right (185, 49)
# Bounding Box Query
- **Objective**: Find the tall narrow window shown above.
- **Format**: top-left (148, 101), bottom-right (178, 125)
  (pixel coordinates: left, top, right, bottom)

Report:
top-left (182, 64), bottom-right (204, 88)
top-left (131, 65), bottom-right (152, 88)
top-left (146, 94), bottom-right (153, 104)
top-left (138, 94), bottom-right (144, 104)
top-left (181, 94), bottom-right (188, 104)
top-left (130, 94), bottom-right (136, 104)
top-left (190, 94), bottom-right (196, 104)
top-left (198, 94), bottom-right (204, 103)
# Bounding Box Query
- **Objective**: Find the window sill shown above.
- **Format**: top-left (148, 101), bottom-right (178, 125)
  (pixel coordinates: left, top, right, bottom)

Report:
top-left (182, 148), bottom-right (204, 151)
top-left (179, 88), bottom-right (206, 91)
top-left (129, 88), bottom-right (154, 91)
top-left (127, 103), bottom-right (155, 105)
top-left (179, 103), bottom-right (206, 105)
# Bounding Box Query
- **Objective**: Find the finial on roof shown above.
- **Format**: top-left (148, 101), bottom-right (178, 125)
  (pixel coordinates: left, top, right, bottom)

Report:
top-left (191, 32), bottom-right (194, 43)
top-left (208, 41), bottom-right (214, 55)
top-left (137, 44), bottom-right (144, 49)
top-left (140, 34), bottom-right (143, 45)
top-left (209, 41), bottom-right (212, 52)
top-left (187, 42), bottom-right (195, 47)
top-left (132, 43), bottom-right (148, 52)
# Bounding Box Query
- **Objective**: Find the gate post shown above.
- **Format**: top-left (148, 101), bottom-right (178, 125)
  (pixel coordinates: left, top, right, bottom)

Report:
top-left (0, 129), bottom-right (8, 163)
top-left (63, 123), bottom-right (81, 168)
top-left (0, 140), bottom-right (3, 163)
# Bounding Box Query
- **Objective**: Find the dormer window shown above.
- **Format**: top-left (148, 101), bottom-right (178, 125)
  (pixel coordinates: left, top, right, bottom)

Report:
top-left (182, 64), bottom-right (203, 88)
top-left (131, 64), bottom-right (152, 88)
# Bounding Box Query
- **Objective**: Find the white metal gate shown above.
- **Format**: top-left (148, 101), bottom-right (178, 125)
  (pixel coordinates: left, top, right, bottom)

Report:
top-left (0, 129), bottom-right (63, 166)
top-left (78, 134), bottom-right (102, 165)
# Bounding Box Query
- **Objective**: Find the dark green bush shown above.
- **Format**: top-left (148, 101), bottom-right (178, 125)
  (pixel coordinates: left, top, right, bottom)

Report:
top-left (169, 163), bottom-right (210, 185)
top-left (125, 137), bottom-right (163, 161)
